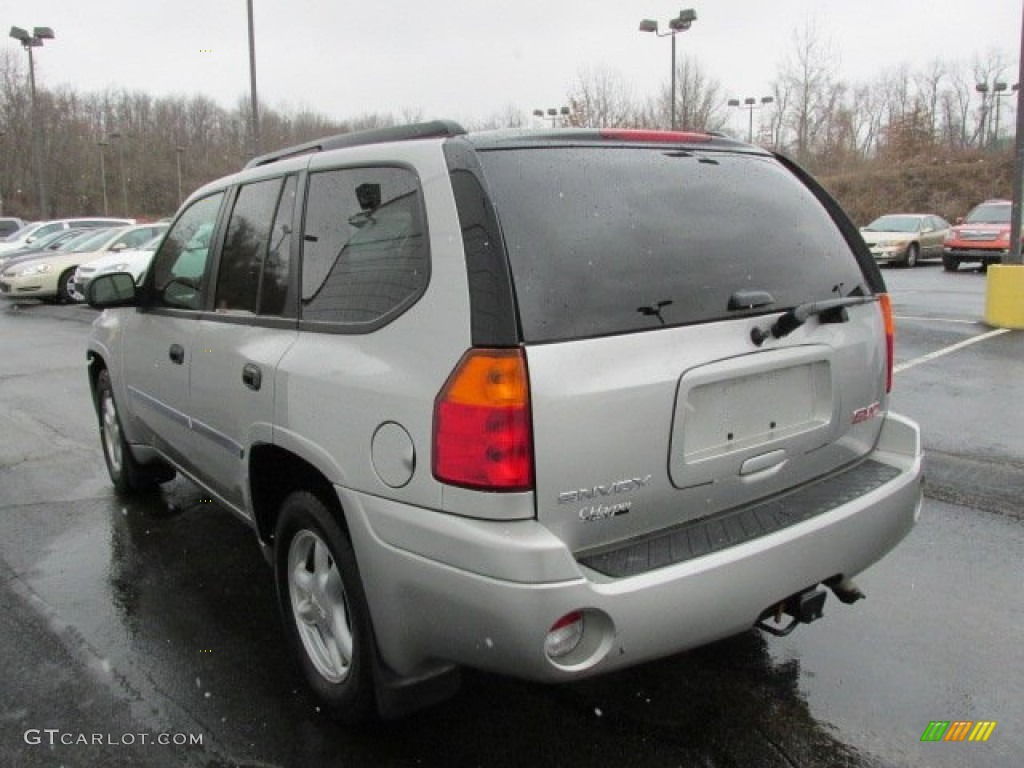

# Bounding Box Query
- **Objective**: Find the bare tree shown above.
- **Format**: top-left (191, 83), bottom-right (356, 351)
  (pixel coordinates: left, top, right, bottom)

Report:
top-left (914, 59), bottom-right (946, 139)
top-left (776, 18), bottom-right (839, 165)
top-left (471, 104), bottom-right (528, 130)
top-left (565, 65), bottom-right (634, 128)
top-left (971, 49), bottom-right (1011, 147)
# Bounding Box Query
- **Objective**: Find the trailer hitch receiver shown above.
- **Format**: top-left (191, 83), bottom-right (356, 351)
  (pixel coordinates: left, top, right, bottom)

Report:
top-left (756, 586), bottom-right (828, 637)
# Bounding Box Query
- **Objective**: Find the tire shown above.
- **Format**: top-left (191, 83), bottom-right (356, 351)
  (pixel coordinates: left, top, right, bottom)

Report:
top-left (96, 369), bottom-right (175, 494)
top-left (902, 243), bottom-right (919, 268)
top-left (942, 254), bottom-right (959, 272)
top-left (57, 268), bottom-right (78, 303)
top-left (274, 490), bottom-right (377, 723)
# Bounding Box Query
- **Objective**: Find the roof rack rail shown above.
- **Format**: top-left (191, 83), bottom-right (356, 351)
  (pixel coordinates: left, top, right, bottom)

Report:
top-left (243, 120), bottom-right (467, 169)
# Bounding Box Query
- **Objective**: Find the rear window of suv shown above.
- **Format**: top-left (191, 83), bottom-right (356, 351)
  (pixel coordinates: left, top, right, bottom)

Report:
top-left (476, 147), bottom-right (867, 343)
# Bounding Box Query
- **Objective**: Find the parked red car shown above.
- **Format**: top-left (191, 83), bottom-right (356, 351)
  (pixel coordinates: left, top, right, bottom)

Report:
top-left (942, 199), bottom-right (1014, 272)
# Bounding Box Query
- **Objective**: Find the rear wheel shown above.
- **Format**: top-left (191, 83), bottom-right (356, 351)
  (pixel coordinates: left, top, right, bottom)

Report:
top-left (96, 369), bottom-right (175, 494)
top-left (942, 254), bottom-right (959, 272)
top-left (274, 490), bottom-right (376, 723)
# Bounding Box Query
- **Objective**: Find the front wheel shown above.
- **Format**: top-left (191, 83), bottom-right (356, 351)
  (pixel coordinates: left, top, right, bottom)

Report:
top-left (95, 369), bottom-right (175, 494)
top-left (902, 243), bottom-right (919, 268)
top-left (274, 491), bottom-right (377, 723)
top-left (57, 268), bottom-right (78, 303)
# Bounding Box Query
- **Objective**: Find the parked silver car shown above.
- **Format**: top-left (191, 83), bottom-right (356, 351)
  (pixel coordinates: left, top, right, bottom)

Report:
top-left (0, 216), bottom-right (134, 255)
top-left (86, 122), bottom-right (922, 721)
top-left (859, 213), bottom-right (951, 267)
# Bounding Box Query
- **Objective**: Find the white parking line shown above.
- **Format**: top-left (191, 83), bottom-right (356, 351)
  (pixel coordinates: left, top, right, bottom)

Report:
top-left (894, 315), bottom-right (984, 325)
top-left (894, 328), bottom-right (1011, 373)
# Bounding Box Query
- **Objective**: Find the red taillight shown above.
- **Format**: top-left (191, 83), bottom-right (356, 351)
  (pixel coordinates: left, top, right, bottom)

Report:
top-left (598, 128), bottom-right (712, 143)
top-left (879, 294), bottom-right (894, 393)
top-left (433, 348), bottom-right (533, 491)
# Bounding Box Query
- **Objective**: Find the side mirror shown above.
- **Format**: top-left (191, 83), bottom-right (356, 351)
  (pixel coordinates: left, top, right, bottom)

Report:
top-left (87, 272), bottom-right (138, 308)
top-left (956, 217), bottom-right (965, 225)
top-left (110, 242), bottom-right (128, 252)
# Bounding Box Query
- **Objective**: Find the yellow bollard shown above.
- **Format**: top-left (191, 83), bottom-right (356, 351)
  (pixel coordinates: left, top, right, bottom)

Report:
top-left (985, 264), bottom-right (1024, 329)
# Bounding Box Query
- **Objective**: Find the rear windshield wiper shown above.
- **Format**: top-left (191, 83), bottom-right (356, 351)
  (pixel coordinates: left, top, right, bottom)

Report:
top-left (751, 295), bottom-right (877, 346)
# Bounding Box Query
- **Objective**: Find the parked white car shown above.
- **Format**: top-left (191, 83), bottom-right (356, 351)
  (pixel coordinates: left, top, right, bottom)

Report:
top-left (72, 232), bottom-right (165, 300)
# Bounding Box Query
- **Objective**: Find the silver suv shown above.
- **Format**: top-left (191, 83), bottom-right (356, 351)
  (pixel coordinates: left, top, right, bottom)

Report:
top-left (86, 122), bottom-right (923, 721)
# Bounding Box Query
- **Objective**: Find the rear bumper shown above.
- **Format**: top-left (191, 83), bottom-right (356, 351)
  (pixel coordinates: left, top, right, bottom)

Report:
top-left (341, 413), bottom-right (922, 682)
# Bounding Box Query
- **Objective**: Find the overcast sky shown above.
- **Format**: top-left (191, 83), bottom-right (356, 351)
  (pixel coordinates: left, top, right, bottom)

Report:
top-left (11, 0), bottom-right (1023, 131)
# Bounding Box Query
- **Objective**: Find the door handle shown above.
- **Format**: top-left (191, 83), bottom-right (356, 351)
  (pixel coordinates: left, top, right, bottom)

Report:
top-left (242, 363), bottom-right (262, 391)
top-left (169, 344), bottom-right (185, 364)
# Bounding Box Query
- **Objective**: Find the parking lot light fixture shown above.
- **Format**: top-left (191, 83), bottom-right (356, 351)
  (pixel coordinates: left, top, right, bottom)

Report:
top-left (728, 95), bottom-right (773, 143)
top-left (9, 24), bottom-right (54, 218)
top-left (533, 107), bottom-right (570, 127)
top-left (639, 9), bottom-right (698, 130)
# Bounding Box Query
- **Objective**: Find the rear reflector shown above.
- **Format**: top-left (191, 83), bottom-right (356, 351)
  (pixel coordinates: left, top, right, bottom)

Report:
top-left (878, 294), bottom-right (894, 393)
top-left (599, 128), bottom-right (712, 143)
top-left (433, 348), bottom-right (534, 491)
top-left (544, 611), bottom-right (584, 659)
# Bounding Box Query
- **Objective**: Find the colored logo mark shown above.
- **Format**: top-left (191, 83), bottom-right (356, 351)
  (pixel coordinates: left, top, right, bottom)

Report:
top-left (921, 721), bottom-right (996, 742)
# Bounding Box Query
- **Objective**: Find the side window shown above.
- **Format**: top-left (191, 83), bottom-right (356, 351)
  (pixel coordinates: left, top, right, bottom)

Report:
top-left (261, 175), bottom-right (296, 316)
top-left (149, 193), bottom-right (224, 310)
top-left (113, 227), bottom-right (158, 251)
top-left (301, 166), bottom-right (427, 325)
top-left (215, 178), bottom-right (282, 314)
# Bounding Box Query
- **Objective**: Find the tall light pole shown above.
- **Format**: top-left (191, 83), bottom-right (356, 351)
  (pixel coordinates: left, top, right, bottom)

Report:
top-left (109, 131), bottom-right (128, 216)
top-left (0, 128), bottom-right (6, 216)
top-left (990, 81), bottom-right (1009, 148)
top-left (728, 95), bottom-right (773, 143)
top-left (97, 140), bottom-right (109, 216)
top-left (532, 106), bottom-right (570, 127)
top-left (1009, 6), bottom-right (1024, 267)
top-left (175, 145), bottom-right (186, 207)
top-left (247, 0), bottom-right (261, 158)
top-left (9, 25), bottom-right (54, 218)
top-left (639, 9), bottom-right (698, 130)
top-left (975, 82), bottom-right (990, 148)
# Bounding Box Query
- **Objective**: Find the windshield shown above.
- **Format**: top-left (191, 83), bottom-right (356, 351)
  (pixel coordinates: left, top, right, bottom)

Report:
top-left (965, 203), bottom-right (1010, 225)
top-left (56, 230), bottom-right (103, 251)
top-left (1, 225), bottom-right (34, 242)
top-left (2, 223), bottom-right (43, 242)
top-left (138, 234), bottom-right (164, 251)
top-left (863, 215), bottom-right (921, 233)
top-left (69, 228), bottom-right (118, 252)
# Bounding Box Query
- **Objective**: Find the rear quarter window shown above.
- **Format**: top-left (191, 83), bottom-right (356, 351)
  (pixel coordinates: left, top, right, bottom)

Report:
top-left (476, 147), bottom-right (867, 342)
top-left (300, 166), bottom-right (428, 328)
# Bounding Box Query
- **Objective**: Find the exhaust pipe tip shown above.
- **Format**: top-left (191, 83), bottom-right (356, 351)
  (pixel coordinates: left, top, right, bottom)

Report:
top-left (827, 576), bottom-right (866, 605)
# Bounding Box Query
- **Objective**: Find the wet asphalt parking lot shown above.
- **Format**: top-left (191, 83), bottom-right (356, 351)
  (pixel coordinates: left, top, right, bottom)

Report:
top-left (0, 262), bottom-right (1022, 768)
